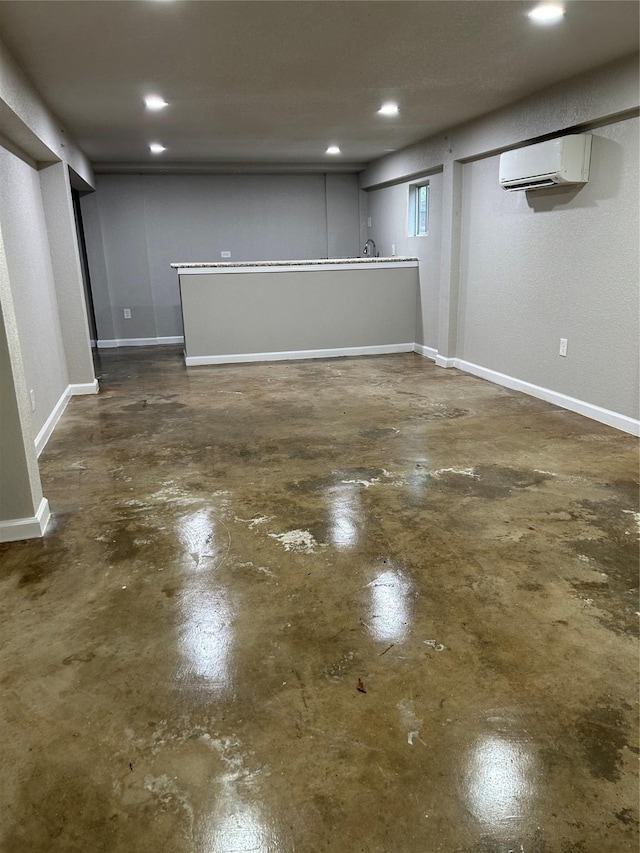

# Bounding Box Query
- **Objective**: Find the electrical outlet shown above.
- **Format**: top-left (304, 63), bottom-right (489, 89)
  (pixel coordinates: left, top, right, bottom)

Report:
top-left (221, 251), bottom-right (231, 258)
top-left (29, 389), bottom-right (35, 412)
top-left (391, 243), bottom-right (396, 256)
top-left (559, 337), bottom-right (568, 357)
top-left (123, 308), bottom-right (131, 319)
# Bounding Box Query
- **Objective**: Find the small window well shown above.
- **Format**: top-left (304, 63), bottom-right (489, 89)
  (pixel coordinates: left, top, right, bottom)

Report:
top-left (409, 182), bottom-right (429, 236)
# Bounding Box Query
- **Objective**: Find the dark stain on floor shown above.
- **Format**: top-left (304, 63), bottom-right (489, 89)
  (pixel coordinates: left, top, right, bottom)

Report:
top-left (575, 701), bottom-right (631, 783)
top-left (0, 348), bottom-right (637, 853)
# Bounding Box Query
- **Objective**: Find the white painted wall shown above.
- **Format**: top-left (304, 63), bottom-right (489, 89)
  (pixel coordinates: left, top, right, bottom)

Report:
top-left (82, 172), bottom-right (361, 343)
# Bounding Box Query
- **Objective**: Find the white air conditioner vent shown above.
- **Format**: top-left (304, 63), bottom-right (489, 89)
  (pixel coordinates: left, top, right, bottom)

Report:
top-left (499, 134), bottom-right (592, 192)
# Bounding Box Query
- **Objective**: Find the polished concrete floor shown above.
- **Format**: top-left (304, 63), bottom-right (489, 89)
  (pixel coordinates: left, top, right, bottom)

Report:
top-left (0, 347), bottom-right (638, 852)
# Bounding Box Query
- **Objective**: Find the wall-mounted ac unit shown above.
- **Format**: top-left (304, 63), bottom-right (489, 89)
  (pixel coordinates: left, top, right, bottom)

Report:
top-left (499, 133), bottom-right (592, 192)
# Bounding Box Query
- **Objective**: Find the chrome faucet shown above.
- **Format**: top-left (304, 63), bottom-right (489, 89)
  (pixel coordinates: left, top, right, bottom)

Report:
top-left (363, 239), bottom-right (377, 257)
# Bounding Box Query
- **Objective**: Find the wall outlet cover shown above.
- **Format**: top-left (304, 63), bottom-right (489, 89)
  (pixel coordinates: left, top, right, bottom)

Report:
top-left (559, 338), bottom-right (568, 357)
top-left (221, 251), bottom-right (231, 258)
top-left (123, 308), bottom-right (131, 319)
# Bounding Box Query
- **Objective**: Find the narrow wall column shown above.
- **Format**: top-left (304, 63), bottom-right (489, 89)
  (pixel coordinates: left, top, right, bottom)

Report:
top-left (0, 224), bottom-right (50, 542)
top-left (39, 162), bottom-right (97, 391)
top-left (436, 159), bottom-right (463, 366)
top-left (325, 173), bottom-right (361, 258)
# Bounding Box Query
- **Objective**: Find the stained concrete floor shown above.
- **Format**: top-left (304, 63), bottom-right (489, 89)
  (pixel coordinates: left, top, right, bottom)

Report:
top-left (0, 347), bottom-right (638, 853)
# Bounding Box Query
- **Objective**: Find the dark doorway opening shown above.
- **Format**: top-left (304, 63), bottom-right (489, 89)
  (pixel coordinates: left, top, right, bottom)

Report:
top-left (71, 188), bottom-right (98, 345)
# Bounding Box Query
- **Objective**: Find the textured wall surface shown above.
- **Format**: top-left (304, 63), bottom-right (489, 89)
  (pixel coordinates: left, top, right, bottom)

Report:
top-left (0, 308), bottom-right (35, 518)
top-left (39, 162), bottom-right (95, 385)
top-left (79, 190), bottom-right (118, 344)
top-left (359, 54), bottom-right (639, 191)
top-left (0, 149), bottom-right (69, 436)
top-left (0, 38), bottom-right (93, 185)
top-left (326, 173), bottom-right (361, 259)
top-left (83, 173), bottom-right (361, 341)
top-left (358, 54), bottom-right (639, 421)
top-left (0, 34), bottom-right (94, 534)
top-left (457, 117), bottom-right (639, 419)
top-left (180, 267), bottom-right (418, 357)
top-left (0, 224), bottom-right (44, 519)
top-left (365, 172), bottom-right (443, 348)
top-left (91, 175), bottom-right (157, 340)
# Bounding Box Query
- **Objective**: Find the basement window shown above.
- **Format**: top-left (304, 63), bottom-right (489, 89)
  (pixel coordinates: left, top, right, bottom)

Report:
top-left (409, 182), bottom-right (429, 236)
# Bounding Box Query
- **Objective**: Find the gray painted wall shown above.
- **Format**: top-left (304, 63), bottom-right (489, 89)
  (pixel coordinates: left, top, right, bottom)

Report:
top-left (0, 37), bottom-right (94, 186)
top-left (326, 174), bottom-right (362, 259)
top-left (359, 54), bottom-right (639, 423)
top-left (79, 191), bottom-right (116, 343)
top-left (0, 148), bottom-right (69, 437)
top-left (180, 266), bottom-right (418, 358)
top-left (82, 172), bottom-right (361, 342)
top-left (0, 308), bottom-right (35, 518)
top-left (458, 117), bottom-right (639, 419)
top-left (365, 172), bottom-right (443, 348)
top-left (360, 55), bottom-right (639, 191)
top-left (0, 33), bottom-right (95, 537)
top-left (0, 221), bottom-right (44, 521)
top-left (39, 162), bottom-right (96, 386)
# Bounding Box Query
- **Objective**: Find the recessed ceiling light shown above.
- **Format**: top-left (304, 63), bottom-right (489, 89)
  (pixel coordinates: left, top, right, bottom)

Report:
top-left (378, 102), bottom-right (399, 116)
top-left (326, 145), bottom-right (341, 155)
top-left (528, 3), bottom-right (565, 23)
top-left (149, 142), bottom-right (166, 154)
top-left (144, 95), bottom-right (169, 110)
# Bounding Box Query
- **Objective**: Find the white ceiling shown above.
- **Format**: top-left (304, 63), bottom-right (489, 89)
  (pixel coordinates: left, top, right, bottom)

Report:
top-left (0, 0), bottom-right (637, 170)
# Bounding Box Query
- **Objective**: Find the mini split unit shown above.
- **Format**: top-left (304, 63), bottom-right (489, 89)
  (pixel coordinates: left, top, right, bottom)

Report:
top-left (499, 133), bottom-right (592, 192)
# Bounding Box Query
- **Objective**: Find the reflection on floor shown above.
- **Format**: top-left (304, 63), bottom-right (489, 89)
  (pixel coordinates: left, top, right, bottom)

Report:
top-left (0, 346), bottom-right (637, 852)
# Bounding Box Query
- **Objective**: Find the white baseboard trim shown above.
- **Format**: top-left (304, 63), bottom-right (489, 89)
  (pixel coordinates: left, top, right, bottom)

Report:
top-left (34, 379), bottom-right (100, 457)
top-left (413, 344), bottom-right (438, 360)
top-left (435, 354), bottom-right (456, 368)
top-left (97, 336), bottom-right (184, 349)
top-left (34, 387), bottom-right (72, 457)
top-left (69, 379), bottom-right (99, 396)
top-left (30, 345), bottom-right (637, 448)
top-left (185, 342), bottom-right (416, 367)
top-left (455, 358), bottom-right (640, 436)
top-left (0, 497), bottom-right (50, 543)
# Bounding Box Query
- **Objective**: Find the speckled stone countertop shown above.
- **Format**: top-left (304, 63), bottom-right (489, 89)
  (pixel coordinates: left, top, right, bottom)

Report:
top-left (170, 256), bottom-right (417, 269)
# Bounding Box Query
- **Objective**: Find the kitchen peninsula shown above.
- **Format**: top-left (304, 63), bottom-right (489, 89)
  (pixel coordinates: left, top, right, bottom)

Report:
top-left (172, 257), bottom-right (419, 366)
